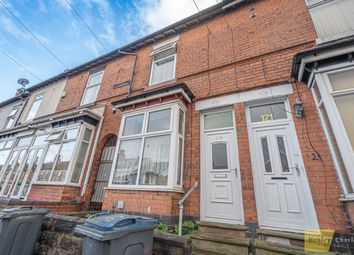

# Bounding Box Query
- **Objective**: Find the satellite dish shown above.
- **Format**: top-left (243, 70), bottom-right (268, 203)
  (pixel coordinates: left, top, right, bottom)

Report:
top-left (18, 78), bottom-right (29, 87)
top-left (16, 78), bottom-right (30, 99)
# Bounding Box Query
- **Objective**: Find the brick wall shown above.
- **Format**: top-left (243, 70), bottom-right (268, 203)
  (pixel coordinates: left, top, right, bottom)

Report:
top-left (34, 214), bottom-right (192, 255)
top-left (28, 185), bottom-right (80, 202)
top-left (50, 0), bottom-right (350, 232)
top-left (102, 189), bottom-right (182, 220)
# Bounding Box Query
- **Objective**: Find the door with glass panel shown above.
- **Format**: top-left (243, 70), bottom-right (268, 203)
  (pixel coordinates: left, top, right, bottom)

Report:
top-left (0, 149), bottom-right (27, 196)
top-left (11, 148), bottom-right (45, 199)
top-left (201, 109), bottom-right (244, 225)
top-left (248, 101), bottom-right (318, 232)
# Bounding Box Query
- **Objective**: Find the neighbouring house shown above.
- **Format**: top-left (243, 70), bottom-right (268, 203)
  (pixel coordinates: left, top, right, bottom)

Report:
top-left (0, 0), bottom-right (353, 253)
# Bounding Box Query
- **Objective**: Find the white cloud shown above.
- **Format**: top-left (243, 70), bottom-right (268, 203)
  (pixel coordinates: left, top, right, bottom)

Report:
top-left (100, 21), bottom-right (118, 45)
top-left (37, 0), bottom-right (47, 13)
top-left (33, 32), bottom-right (52, 46)
top-left (54, 0), bottom-right (71, 10)
top-left (133, 0), bottom-right (217, 33)
top-left (84, 38), bottom-right (100, 57)
top-left (0, 14), bottom-right (28, 39)
top-left (83, 0), bottom-right (110, 18)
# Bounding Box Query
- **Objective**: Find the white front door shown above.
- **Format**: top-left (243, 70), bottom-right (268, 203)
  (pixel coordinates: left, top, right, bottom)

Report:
top-left (201, 109), bottom-right (244, 225)
top-left (248, 101), bottom-right (319, 232)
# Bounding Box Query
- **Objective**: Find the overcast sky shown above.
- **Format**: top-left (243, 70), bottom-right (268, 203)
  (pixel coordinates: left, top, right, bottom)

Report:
top-left (0, 0), bottom-right (218, 102)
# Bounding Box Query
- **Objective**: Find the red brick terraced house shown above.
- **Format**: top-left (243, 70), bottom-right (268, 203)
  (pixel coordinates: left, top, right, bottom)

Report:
top-left (0, 0), bottom-right (353, 253)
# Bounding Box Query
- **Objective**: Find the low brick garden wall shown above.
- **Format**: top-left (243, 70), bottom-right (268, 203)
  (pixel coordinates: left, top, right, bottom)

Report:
top-left (33, 213), bottom-right (192, 255)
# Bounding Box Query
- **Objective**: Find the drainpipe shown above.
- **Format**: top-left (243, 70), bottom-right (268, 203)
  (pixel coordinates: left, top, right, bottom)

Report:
top-left (81, 108), bottom-right (105, 197)
top-left (117, 50), bottom-right (137, 97)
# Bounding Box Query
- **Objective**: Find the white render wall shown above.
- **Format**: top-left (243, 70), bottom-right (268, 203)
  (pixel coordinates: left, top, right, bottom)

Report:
top-left (19, 78), bottom-right (67, 123)
top-left (0, 100), bottom-right (23, 131)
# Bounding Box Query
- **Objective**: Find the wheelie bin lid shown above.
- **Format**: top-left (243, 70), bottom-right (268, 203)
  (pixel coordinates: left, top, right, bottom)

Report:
top-left (0, 206), bottom-right (49, 219)
top-left (74, 213), bottom-right (158, 241)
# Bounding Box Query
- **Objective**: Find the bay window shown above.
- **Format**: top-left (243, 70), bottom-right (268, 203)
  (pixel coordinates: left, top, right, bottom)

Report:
top-left (0, 139), bottom-right (14, 174)
top-left (313, 65), bottom-right (354, 195)
top-left (36, 125), bottom-right (93, 185)
top-left (110, 103), bottom-right (185, 190)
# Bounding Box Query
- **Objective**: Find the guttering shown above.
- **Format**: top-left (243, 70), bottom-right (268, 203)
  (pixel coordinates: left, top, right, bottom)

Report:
top-left (0, 0), bottom-right (254, 108)
top-left (291, 37), bottom-right (354, 82)
top-left (0, 108), bottom-right (102, 137)
top-left (222, 0), bottom-right (254, 11)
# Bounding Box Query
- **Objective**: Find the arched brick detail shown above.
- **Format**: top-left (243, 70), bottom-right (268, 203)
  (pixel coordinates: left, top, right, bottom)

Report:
top-left (83, 133), bottom-right (117, 208)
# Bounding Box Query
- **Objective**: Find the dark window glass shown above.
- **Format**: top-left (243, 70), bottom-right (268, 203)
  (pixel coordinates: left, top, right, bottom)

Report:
top-left (277, 136), bottom-right (290, 173)
top-left (261, 137), bottom-right (272, 173)
top-left (212, 143), bottom-right (228, 169)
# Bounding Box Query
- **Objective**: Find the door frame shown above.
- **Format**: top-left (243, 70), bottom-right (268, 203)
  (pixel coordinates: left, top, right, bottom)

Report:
top-left (200, 107), bottom-right (244, 225)
top-left (246, 97), bottom-right (319, 232)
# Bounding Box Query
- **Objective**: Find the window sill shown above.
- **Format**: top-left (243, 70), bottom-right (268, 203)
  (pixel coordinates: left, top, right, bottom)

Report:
top-left (77, 102), bottom-right (97, 110)
top-left (105, 186), bottom-right (184, 193)
top-left (147, 79), bottom-right (177, 90)
top-left (339, 195), bottom-right (354, 202)
top-left (31, 182), bottom-right (81, 188)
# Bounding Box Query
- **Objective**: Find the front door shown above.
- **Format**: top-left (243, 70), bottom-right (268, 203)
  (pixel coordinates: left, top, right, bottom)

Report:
top-left (248, 101), bottom-right (319, 232)
top-left (11, 148), bottom-right (45, 199)
top-left (201, 109), bottom-right (244, 225)
top-left (0, 149), bottom-right (27, 196)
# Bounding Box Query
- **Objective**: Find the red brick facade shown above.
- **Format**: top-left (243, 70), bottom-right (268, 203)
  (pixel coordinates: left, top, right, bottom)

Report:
top-left (28, 185), bottom-right (80, 202)
top-left (27, 0), bottom-right (351, 233)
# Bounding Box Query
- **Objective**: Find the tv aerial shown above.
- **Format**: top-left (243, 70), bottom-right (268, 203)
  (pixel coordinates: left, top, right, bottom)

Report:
top-left (16, 78), bottom-right (30, 99)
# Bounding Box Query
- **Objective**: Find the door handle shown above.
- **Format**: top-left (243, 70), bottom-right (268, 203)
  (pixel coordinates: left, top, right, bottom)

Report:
top-left (289, 164), bottom-right (301, 177)
top-left (230, 168), bottom-right (238, 178)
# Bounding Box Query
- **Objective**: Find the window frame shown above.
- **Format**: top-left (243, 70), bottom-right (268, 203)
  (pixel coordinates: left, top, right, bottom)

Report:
top-left (109, 101), bottom-right (186, 191)
top-left (33, 123), bottom-right (94, 186)
top-left (0, 138), bottom-right (15, 176)
top-left (149, 43), bottom-right (178, 86)
top-left (13, 132), bottom-right (48, 200)
top-left (4, 106), bottom-right (20, 129)
top-left (26, 94), bottom-right (43, 121)
top-left (80, 70), bottom-right (104, 106)
top-left (305, 0), bottom-right (354, 44)
top-left (313, 64), bottom-right (354, 197)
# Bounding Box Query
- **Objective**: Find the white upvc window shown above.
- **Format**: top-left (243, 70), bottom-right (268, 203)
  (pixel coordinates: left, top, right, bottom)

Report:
top-left (109, 102), bottom-right (185, 190)
top-left (81, 71), bottom-right (104, 106)
top-left (313, 65), bottom-right (354, 196)
top-left (26, 95), bottom-right (43, 121)
top-left (0, 139), bottom-right (14, 174)
top-left (149, 43), bottom-right (177, 85)
top-left (305, 0), bottom-right (354, 44)
top-left (4, 107), bottom-right (19, 129)
top-left (35, 124), bottom-right (93, 185)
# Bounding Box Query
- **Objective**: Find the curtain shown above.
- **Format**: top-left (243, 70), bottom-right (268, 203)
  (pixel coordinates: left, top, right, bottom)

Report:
top-left (113, 139), bottom-right (142, 185)
top-left (139, 135), bottom-right (170, 185)
top-left (151, 56), bottom-right (175, 84)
